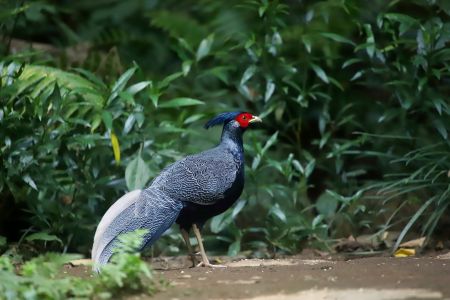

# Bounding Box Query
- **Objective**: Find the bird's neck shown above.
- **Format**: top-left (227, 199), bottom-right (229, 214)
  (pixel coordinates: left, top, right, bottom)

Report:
top-left (220, 123), bottom-right (244, 155)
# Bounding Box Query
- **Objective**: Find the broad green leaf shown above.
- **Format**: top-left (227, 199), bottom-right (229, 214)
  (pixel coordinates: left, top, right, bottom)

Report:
top-left (316, 192), bottom-right (338, 217)
top-left (384, 13), bottom-right (418, 35)
top-left (125, 155), bottom-right (151, 191)
top-left (292, 159), bottom-right (304, 174)
top-left (231, 200), bottom-right (246, 219)
top-left (196, 34), bottom-right (214, 62)
top-left (127, 81), bottom-right (151, 95)
top-left (227, 240), bottom-right (241, 256)
top-left (262, 131), bottom-right (278, 154)
top-left (158, 71), bottom-right (184, 89)
top-left (364, 24), bottom-right (376, 58)
top-left (182, 60), bottom-right (192, 76)
top-left (433, 120), bottom-right (448, 139)
top-left (159, 97), bottom-right (205, 108)
top-left (240, 65), bottom-right (256, 86)
top-left (264, 79), bottom-right (275, 102)
top-left (210, 211), bottom-right (233, 234)
top-left (23, 174), bottom-right (37, 190)
top-left (304, 160), bottom-right (316, 178)
top-left (26, 232), bottom-right (63, 245)
top-left (123, 114), bottom-right (136, 135)
top-left (342, 58), bottom-right (363, 69)
top-left (108, 66), bottom-right (137, 104)
top-left (310, 63), bottom-right (329, 84)
top-left (184, 113), bottom-right (205, 124)
top-left (312, 215), bottom-right (324, 228)
top-left (101, 111), bottom-right (113, 130)
top-left (269, 204), bottom-right (287, 223)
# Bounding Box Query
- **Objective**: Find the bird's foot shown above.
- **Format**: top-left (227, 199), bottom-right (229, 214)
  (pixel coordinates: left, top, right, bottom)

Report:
top-left (188, 254), bottom-right (198, 268)
top-left (196, 261), bottom-right (227, 268)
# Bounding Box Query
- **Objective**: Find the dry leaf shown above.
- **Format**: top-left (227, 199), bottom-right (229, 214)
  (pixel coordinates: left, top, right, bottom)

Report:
top-left (394, 248), bottom-right (415, 257)
top-left (69, 259), bottom-right (92, 266)
top-left (399, 237), bottom-right (425, 248)
top-left (437, 252), bottom-right (450, 260)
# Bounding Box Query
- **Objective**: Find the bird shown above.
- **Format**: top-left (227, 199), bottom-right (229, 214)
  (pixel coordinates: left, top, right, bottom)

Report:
top-left (91, 111), bottom-right (262, 270)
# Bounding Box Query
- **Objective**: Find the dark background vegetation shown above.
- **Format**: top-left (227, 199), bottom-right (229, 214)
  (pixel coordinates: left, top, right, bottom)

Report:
top-left (1, 0), bottom-right (449, 259)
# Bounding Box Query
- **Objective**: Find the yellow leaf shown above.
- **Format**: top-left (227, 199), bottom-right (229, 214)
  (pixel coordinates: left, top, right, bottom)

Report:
top-left (399, 237), bottom-right (425, 248)
top-left (394, 248), bottom-right (415, 257)
top-left (110, 132), bottom-right (120, 165)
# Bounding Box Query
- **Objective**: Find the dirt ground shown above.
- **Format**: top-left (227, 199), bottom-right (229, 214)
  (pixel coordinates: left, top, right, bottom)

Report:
top-left (68, 252), bottom-right (450, 300)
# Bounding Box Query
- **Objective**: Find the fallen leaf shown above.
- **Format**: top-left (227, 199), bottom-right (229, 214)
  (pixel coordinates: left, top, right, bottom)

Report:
top-left (399, 237), bottom-right (425, 248)
top-left (69, 259), bottom-right (92, 266)
top-left (394, 248), bottom-right (415, 257)
top-left (437, 251), bottom-right (450, 260)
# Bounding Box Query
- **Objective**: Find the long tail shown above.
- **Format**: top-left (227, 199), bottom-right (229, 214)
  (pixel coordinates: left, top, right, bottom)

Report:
top-left (91, 187), bottom-right (183, 271)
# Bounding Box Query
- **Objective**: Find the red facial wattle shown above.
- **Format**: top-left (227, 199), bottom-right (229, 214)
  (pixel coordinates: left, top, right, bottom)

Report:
top-left (235, 113), bottom-right (254, 128)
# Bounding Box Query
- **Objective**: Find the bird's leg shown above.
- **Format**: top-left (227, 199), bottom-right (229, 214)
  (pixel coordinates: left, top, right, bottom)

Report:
top-left (192, 224), bottom-right (226, 268)
top-left (181, 228), bottom-right (197, 267)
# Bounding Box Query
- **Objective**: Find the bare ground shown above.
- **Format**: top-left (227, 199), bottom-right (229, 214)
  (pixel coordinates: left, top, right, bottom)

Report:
top-left (67, 252), bottom-right (450, 300)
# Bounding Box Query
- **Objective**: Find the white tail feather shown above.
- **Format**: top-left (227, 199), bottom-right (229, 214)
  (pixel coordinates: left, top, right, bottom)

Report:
top-left (91, 189), bottom-right (142, 264)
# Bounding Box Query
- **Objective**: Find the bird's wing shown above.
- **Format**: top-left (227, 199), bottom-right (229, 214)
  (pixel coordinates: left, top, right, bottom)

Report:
top-left (150, 148), bottom-right (239, 205)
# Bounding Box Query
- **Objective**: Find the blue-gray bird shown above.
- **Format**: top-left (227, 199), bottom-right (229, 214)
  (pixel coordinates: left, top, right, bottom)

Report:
top-left (92, 112), bottom-right (262, 270)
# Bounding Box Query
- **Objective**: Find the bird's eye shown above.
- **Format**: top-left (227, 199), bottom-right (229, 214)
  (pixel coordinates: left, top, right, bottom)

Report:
top-left (242, 116), bottom-right (247, 120)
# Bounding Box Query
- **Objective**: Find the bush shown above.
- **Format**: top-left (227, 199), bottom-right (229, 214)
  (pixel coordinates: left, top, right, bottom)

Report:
top-left (0, 230), bottom-right (160, 299)
top-left (0, 0), bottom-right (449, 258)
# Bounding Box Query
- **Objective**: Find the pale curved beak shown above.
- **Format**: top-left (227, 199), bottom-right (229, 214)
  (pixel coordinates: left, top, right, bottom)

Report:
top-left (249, 115), bottom-right (262, 124)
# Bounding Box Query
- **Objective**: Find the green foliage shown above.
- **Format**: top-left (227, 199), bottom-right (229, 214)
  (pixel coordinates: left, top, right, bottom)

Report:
top-left (0, 230), bottom-right (159, 299)
top-left (0, 0), bottom-right (449, 263)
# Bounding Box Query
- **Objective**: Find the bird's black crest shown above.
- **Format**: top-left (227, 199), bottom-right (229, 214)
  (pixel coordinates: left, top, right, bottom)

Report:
top-left (204, 112), bottom-right (242, 129)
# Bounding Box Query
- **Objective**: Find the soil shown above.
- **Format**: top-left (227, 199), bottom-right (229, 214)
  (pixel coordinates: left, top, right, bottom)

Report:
top-left (67, 252), bottom-right (450, 300)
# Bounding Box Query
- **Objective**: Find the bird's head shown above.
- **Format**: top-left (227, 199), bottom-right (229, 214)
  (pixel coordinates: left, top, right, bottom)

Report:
top-left (204, 112), bottom-right (262, 130)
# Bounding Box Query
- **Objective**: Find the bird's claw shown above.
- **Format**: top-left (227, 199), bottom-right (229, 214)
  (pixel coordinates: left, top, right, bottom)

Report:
top-left (196, 261), bottom-right (227, 268)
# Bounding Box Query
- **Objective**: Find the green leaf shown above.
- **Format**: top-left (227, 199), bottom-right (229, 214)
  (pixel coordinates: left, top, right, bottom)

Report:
top-left (320, 32), bottom-right (355, 45)
top-left (125, 155), bottom-right (151, 191)
top-left (316, 192), bottom-right (338, 217)
top-left (127, 81), bottom-right (151, 95)
top-left (184, 114), bottom-right (205, 124)
top-left (101, 111), bottom-right (113, 130)
top-left (392, 197), bottom-right (434, 252)
top-left (384, 13), bottom-right (418, 35)
top-left (231, 200), bottom-right (246, 219)
top-left (23, 174), bottom-right (37, 190)
top-left (292, 159), bottom-right (304, 174)
top-left (210, 211), bottom-right (233, 234)
top-left (433, 120), bottom-right (448, 139)
top-left (108, 66), bottom-right (137, 104)
top-left (26, 232), bottom-right (63, 245)
top-left (310, 63), bottom-right (329, 84)
top-left (159, 97), bottom-right (205, 108)
top-left (269, 204), bottom-right (287, 223)
top-left (227, 240), bottom-right (241, 256)
top-left (304, 160), bottom-right (316, 178)
top-left (364, 24), bottom-right (376, 58)
top-left (262, 131), bottom-right (278, 154)
top-left (240, 65), bottom-right (257, 86)
top-left (196, 34), bottom-right (214, 62)
top-left (264, 79), bottom-right (275, 102)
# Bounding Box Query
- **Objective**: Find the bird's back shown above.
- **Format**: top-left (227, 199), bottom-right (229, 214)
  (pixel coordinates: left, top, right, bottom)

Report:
top-left (150, 145), bottom-right (242, 205)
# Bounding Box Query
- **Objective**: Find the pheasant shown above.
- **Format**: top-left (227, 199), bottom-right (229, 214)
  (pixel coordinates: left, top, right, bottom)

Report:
top-left (92, 112), bottom-right (262, 270)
